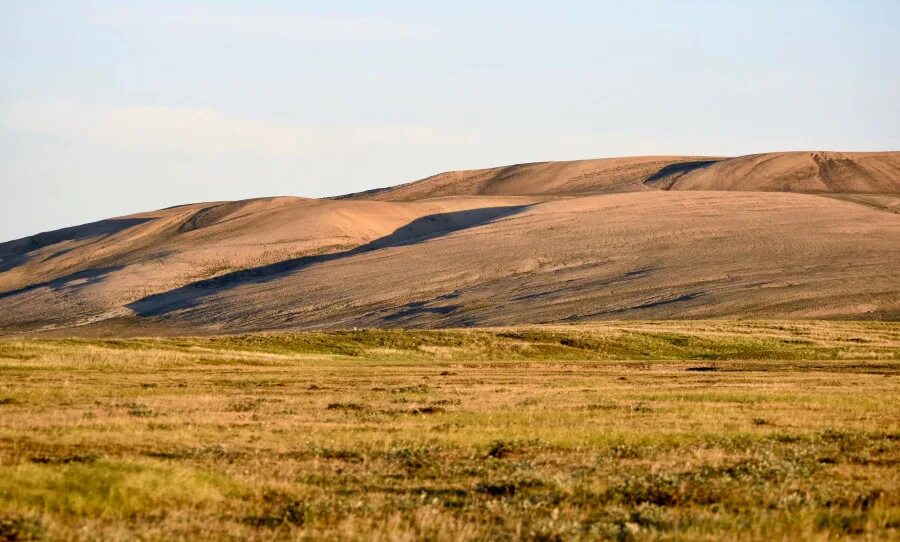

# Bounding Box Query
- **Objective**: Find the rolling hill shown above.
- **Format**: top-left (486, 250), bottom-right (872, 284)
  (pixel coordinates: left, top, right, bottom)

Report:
top-left (1, 151), bottom-right (898, 335)
top-left (341, 151), bottom-right (900, 199)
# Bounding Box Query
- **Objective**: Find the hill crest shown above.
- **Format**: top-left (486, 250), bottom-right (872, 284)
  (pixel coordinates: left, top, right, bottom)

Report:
top-left (338, 151), bottom-right (900, 200)
top-left (1, 150), bottom-right (898, 335)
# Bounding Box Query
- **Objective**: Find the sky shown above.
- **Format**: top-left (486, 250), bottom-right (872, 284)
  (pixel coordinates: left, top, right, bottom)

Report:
top-left (1, 0), bottom-right (898, 241)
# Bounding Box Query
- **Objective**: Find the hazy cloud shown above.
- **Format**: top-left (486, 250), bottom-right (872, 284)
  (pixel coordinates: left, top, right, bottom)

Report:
top-left (95, 8), bottom-right (427, 42)
top-left (2, 99), bottom-right (471, 156)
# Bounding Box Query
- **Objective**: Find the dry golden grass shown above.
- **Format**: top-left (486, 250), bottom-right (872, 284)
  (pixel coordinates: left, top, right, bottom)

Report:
top-left (0, 321), bottom-right (898, 540)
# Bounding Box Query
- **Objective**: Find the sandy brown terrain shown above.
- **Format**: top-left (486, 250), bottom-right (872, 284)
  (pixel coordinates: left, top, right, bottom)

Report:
top-left (339, 156), bottom-right (724, 200)
top-left (667, 151), bottom-right (900, 193)
top-left (0, 196), bottom-right (536, 332)
top-left (0, 151), bottom-right (897, 334)
top-left (343, 151), bottom-right (900, 199)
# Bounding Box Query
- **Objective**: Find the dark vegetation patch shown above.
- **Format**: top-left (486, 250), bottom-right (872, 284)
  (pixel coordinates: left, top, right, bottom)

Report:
top-left (475, 481), bottom-right (518, 497)
top-left (486, 440), bottom-right (517, 459)
top-left (382, 446), bottom-right (438, 472)
top-left (213, 378), bottom-right (288, 390)
top-left (585, 401), bottom-right (654, 414)
top-left (111, 402), bottom-right (154, 418)
top-left (391, 384), bottom-right (430, 394)
top-left (815, 510), bottom-right (868, 535)
top-left (631, 403), bottom-right (653, 413)
top-left (409, 406), bottom-right (445, 415)
top-left (195, 357), bottom-right (270, 366)
top-left (584, 402), bottom-right (618, 411)
top-left (242, 491), bottom-right (306, 528)
top-left (603, 455), bottom-right (820, 507)
top-left (228, 397), bottom-right (264, 412)
top-left (316, 448), bottom-right (364, 463)
top-left (144, 444), bottom-right (243, 462)
top-left (326, 402), bottom-right (368, 412)
top-left (0, 515), bottom-right (45, 542)
top-left (128, 407), bottom-right (153, 418)
top-left (475, 478), bottom-right (545, 498)
top-left (29, 453), bottom-right (97, 465)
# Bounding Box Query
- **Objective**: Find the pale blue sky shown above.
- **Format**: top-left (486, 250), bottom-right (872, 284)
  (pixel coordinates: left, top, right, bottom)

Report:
top-left (1, 0), bottom-right (898, 241)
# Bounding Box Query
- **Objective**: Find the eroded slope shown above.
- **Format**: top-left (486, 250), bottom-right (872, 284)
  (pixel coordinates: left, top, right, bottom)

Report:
top-left (117, 191), bottom-right (900, 333)
top-left (342, 151), bottom-right (899, 200)
top-left (0, 196), bottom-right (535, 332)
top-left (669, 152), bottom-right (900, 193)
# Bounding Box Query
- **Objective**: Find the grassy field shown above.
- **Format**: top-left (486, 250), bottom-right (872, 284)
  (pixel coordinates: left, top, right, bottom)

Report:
top-left (0, 321), bottom-right (898, 541)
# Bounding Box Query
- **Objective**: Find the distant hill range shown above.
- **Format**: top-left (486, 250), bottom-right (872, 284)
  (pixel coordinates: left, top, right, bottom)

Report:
top-left (1, 151), bottom-right (898, 335)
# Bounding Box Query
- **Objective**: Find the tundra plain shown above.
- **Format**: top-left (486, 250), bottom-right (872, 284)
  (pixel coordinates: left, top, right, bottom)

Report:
top-left (1, 321), bottom-right (899, 541)
top-left (1, 151), bottom-right (899, 540)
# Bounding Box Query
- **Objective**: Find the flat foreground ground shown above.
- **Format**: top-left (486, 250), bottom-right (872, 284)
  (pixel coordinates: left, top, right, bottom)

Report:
top-left (1, 321), bottom-right (898, 540)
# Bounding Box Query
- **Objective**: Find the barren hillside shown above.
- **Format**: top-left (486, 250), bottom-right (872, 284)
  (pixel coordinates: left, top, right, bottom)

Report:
top-left (343, 151), bottom-right (900, 200)
top-left (668, 152), bottom-right (900, 192)
top-left (1, 151), bottom-right (897, 335)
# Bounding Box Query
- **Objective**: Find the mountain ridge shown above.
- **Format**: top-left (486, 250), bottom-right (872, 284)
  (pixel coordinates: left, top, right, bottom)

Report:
top-left (337, 151), bottom-right (899, 200)
top-left (1, 150), bottom-right (898, 335)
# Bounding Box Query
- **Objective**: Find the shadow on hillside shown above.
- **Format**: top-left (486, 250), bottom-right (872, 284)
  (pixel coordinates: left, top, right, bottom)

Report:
top-left (0, 265), bottom-right (127, 300)
top-left (643, 160), bottom-right (720, 189)
top-left (0, 218), bottom-right (154, 274)
top-left (127, 205), bottom-right (530, 317)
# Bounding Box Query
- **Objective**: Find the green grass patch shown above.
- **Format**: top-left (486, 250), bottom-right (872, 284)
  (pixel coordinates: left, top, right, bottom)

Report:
top-left (0, 459), bottom-right (241, 518)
